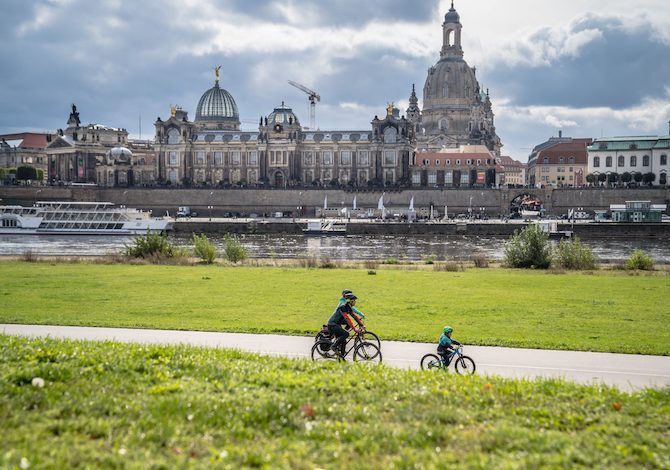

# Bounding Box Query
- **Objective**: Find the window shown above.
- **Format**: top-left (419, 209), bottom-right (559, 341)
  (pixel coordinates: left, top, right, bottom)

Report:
top-left (476, 159), bottom-right (481, 166)
top-left (606, 156), bottom-right (612, 167)
top-left (383, 127), bottom-right (397, 144)
top-left (323, 151), bottom-right (333, 166)
top-left (303, 151), bottom-right (313, 166)
top-left (167, 129), bottom-right (180, 144)
top-left (168, 169), bottom-right (178, 183)
top-left (593, 156), bottom-right (600, 167)
top-left (384, 150), bottom-right (396, 166)
top-left (304, 170), bottom-right (313, 184)
top-left (169, 151), bottom-right (178, 165)
top-left (248, 169), bottom-right (258, 184)
top-left (196, 151), bottom-right (205, 165)
top-left (339, 170), bottom-right (350, 182)
top-left (618, 156), bottom-right (624, 167)
top-left (661, 154), bottom-right (668, 165)
top-left (358, 170), bottom-right (368, 183)
top-left (428, 172), bottom-right (437, 185)
top-left (340, 151), bottom-right (351, 165)
top-left (358, 151), bottom-right (369, 166)
top-left (435, 160), bottom-right (440, 166)
top-left (248, 151), bottom-right (257, 166)
top-left (231, 151), bottom-right (241, 165)
top-left (445, 171), bottom-right (453, 184)
top-left (630, 155), bottom-right (637, 167)
top-left (643, 155), bottom-right (650, 166)
top-left (466, 159), bottom-right (472, 165)
top-left (456, 159), bottom-right (461, 165)
top-left (412, 172), bottom-right (421, 184)
top-left (446, 159), bottom-right (450, 165)
top-left (569, 156), bottom-right (575, 164)
top-left (214, 152), bottom-right (223, 165)
top-left (543, 157), bottom-right (549, 164)
top-left (559, 156), bottom-right (565, 164)
top-left (384, 169), bottom-right (394, 183)
top-left (439, 119), bottom-right (448, 131)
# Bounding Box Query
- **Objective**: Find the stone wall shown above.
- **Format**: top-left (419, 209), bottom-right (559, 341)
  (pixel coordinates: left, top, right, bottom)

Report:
top-left (1, 186), bottom-right (668, 218)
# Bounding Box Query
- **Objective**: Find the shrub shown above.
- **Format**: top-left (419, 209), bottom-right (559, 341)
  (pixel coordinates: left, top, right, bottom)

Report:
top-left (434, 261), bottom-right (461, 272)
top-left (382, 258), bottom-right (399, 265)
top-left (224, 235), bottom-right (248, 263)
top-left (125, 231), bottom-right (181, 259)
top-left (625, 249), bottom-right (654, 271)
top-left (363, 260), bottom-right (379, 270)
top-left (553, 237), bottom-right (597, 270)
top-left (472, 255), bottom-right (489, 268)
top-left (192, 233), bottom-right (217, 264)
top-left (503, 224), bottom-right (552, 269)
top-left (424, 256), bottom-right (435, 265)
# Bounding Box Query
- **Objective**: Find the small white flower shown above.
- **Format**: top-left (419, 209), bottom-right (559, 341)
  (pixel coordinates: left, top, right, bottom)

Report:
top-left (31, 377), bottom-right (45, 388)
top-left (435, 447), bottom-right (441, 453)
top-left (219, 450), bottom-right (229, 459)
top-left (20, 457), bottom-right (30, 469)
top-left (187, 414), bottom-right (194, 421)
top-left (118, 448), bottom-right (127, 456)
top-left (304, 421), bottom-right (314, 432)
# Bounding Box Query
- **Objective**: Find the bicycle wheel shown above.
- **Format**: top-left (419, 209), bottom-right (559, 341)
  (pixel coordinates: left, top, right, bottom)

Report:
top-left (361, 331), bottom-right (381, 349)
top-left (353, 341), bottom-right (382, 364)
top-left (454, 355), bottom-right (476, 375)
top-left (311, 340), bottom-right (338, 362)
top-left (420, 354), bottom-right (444, 371)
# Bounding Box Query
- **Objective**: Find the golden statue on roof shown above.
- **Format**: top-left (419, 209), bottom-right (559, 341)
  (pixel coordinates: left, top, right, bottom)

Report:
top-left (386, 102), bottom-right (394, 117)
top-left (170, 104), bottom-right (177, 118)
top-left (214, 65), bottom-right (221, 82)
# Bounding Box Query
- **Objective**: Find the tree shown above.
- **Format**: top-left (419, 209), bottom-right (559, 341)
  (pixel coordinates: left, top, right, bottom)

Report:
top-left (621, 172), bottom-right (632, 184)
top-left (607, 172), bottom-right (619, 186)
top-left (503, 224), bottom-right (552, 269)
top-left (633, 172), bottom-right (643, 184)
top-left (585, 174), bottom-right (596, 185)
top-left (16, 166), bottom-right (37, 181)
top-left (597, 173), bottom-right (607, 184)
top-left (642, 172), bottom-right (656, 186)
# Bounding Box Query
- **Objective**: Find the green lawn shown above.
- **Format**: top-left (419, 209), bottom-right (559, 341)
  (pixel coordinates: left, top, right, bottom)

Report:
top-left (1, 335), bottom-right (668, 468)
top-left (1, 261), bottom-right (669, 354)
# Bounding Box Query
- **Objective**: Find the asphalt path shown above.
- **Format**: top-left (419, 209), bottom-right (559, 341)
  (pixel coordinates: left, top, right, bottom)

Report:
top-left (3, 324), bottom-right (669, 392)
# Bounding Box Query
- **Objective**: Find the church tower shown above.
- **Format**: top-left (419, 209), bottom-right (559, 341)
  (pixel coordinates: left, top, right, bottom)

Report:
top-left (416, 2), bottom-right (502, 156)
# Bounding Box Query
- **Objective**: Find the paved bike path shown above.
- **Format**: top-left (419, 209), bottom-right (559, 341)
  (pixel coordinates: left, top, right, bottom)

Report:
top-left (2, 324), bottom-right (669, 392)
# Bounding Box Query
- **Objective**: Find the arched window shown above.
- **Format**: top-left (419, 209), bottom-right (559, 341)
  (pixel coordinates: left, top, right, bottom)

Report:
top-left (167, 128), bottom-right (180, 144)
top-left (593, 157), bottom-right (600, 167)
top-left (543, 157), bottom-right (549, 164)
top-left (569, 156), bottom-right (575, 164)
top-left (642, 155), bottom-right (650, 166)
top-left (443, 85), bottom-right (449, 98)
top-left (630, 155), bottom-right (637, 167)
top-left (618, 156), bottom-right (625, 167)
top-left (606, 156), bottom-right (612, 167)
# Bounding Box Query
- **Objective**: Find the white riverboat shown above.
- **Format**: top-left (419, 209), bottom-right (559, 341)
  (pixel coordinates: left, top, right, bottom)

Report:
top-left (0, 201), bottom-right (173, 235)
top-left (303, 219), bottom-right (347, 236)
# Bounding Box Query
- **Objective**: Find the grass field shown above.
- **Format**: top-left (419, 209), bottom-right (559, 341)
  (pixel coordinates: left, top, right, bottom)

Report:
top-left (0, 261), bottom-right (668, 355)
top-left (1, 335), bottom-right (668, 468)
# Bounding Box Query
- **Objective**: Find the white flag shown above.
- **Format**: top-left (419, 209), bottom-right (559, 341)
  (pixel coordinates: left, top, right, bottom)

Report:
top-left (377, 192), bottom-right (385, 210)
top-left (324, 195), bottom-right (328, 209)
top-left (352, 196), bottom-right (357, 210)
top-left (409, 196), bottom-right (414, 211)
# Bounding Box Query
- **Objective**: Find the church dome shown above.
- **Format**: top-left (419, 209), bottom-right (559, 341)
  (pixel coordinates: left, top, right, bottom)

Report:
top-left (195, 82), bottom-right (239, 122)
top-left (444, 3), bottom-right (460, 23)
top-left (267, 102), bottom-right (299, 126)
top-left (423, 59), bottom-right (479, 106)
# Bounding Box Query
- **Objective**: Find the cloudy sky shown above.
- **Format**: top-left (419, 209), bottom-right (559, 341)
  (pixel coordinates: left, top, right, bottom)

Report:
top-left (2, 0), bottom-right (669, 160)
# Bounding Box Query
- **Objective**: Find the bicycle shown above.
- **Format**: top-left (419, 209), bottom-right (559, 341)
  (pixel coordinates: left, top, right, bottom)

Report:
top-left (420, 345), bottom-right (476, 375)
top-left (314, 324), bottom-right (381, 351)
top-left (311, 327), bottom-right (382, 364)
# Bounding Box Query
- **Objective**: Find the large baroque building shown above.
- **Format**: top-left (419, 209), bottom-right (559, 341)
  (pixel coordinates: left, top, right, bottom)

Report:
top-left (412, 2), bottom-right (502, 156)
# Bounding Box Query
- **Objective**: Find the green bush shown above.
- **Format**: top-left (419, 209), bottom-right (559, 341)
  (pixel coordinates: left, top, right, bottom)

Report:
top-left (16, 166), bottom-right (37, 181)
top-left (504, 224), bottom-right (552, 269)
top-left (125, 232), bottom-right (182, 259)
top-left (625, 249), bottom-right (654, 271)
top-left (223, 234), bottom-right (248, 263)
top-left (553, 237), bottom-right (597, 270)
top-left (192, 233), bottom-right (217, 264)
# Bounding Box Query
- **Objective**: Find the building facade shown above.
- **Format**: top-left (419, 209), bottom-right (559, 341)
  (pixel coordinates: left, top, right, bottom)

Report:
top-left (498, 155), bottom-right (525, 187)
top-left (411, 145), bottom-right (501, 188)
top-left (587, 136), bottom-right (669, 186)
top-left (0, 133), bottom-right (53, 182)
top-left (527, 134), bottom-right (591, 188)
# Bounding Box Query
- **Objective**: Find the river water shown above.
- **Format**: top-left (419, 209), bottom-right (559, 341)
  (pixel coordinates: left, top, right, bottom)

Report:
top-left (0, 233), bottom-right (668, 264)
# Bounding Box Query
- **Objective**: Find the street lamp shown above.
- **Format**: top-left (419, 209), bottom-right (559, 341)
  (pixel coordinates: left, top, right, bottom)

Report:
top-left (209, 191), bottom-right (214, 221)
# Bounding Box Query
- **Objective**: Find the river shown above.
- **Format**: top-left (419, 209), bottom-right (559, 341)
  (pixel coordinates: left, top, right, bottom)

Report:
top-left (0, 233), bottom-right (668, 264)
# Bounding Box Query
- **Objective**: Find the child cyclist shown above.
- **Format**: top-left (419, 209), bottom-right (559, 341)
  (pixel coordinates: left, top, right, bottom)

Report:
top-left (338, 289), bottom-right (366, 325)
top-left (437, 325), bottom-right (461, 365)
top-left (327, 292), bottom-right (364, 357)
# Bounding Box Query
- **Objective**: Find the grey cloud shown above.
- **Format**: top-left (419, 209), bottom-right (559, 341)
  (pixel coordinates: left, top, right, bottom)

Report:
top-left (483, 15), bottom-right (670, 109)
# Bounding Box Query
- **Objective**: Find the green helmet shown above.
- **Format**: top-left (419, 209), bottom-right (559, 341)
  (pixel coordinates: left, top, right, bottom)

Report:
top-left (443, 326), bottom-right (453, 334)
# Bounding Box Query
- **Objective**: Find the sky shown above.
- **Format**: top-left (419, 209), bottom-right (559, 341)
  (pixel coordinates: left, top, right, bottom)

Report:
top-left (1, 0), bottom-right (669, 161)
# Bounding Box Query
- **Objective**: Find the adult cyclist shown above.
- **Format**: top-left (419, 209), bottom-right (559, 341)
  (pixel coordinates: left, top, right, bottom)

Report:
top-left (327, 292), bottom-right (364, 358)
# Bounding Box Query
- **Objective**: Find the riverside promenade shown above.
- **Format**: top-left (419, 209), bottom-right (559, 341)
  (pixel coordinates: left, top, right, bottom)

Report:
top-left (3, 324), bottom-right (669, 392)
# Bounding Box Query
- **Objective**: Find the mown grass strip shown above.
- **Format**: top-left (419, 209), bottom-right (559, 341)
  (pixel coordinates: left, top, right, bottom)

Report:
top-left (0, 261), bottom-right (668, 354)
top-left (1, 335), bottom-right (668, 468)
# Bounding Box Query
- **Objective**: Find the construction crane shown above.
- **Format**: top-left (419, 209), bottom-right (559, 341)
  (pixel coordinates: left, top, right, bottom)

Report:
top-left (288, 80), bottom-right (320, 130)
